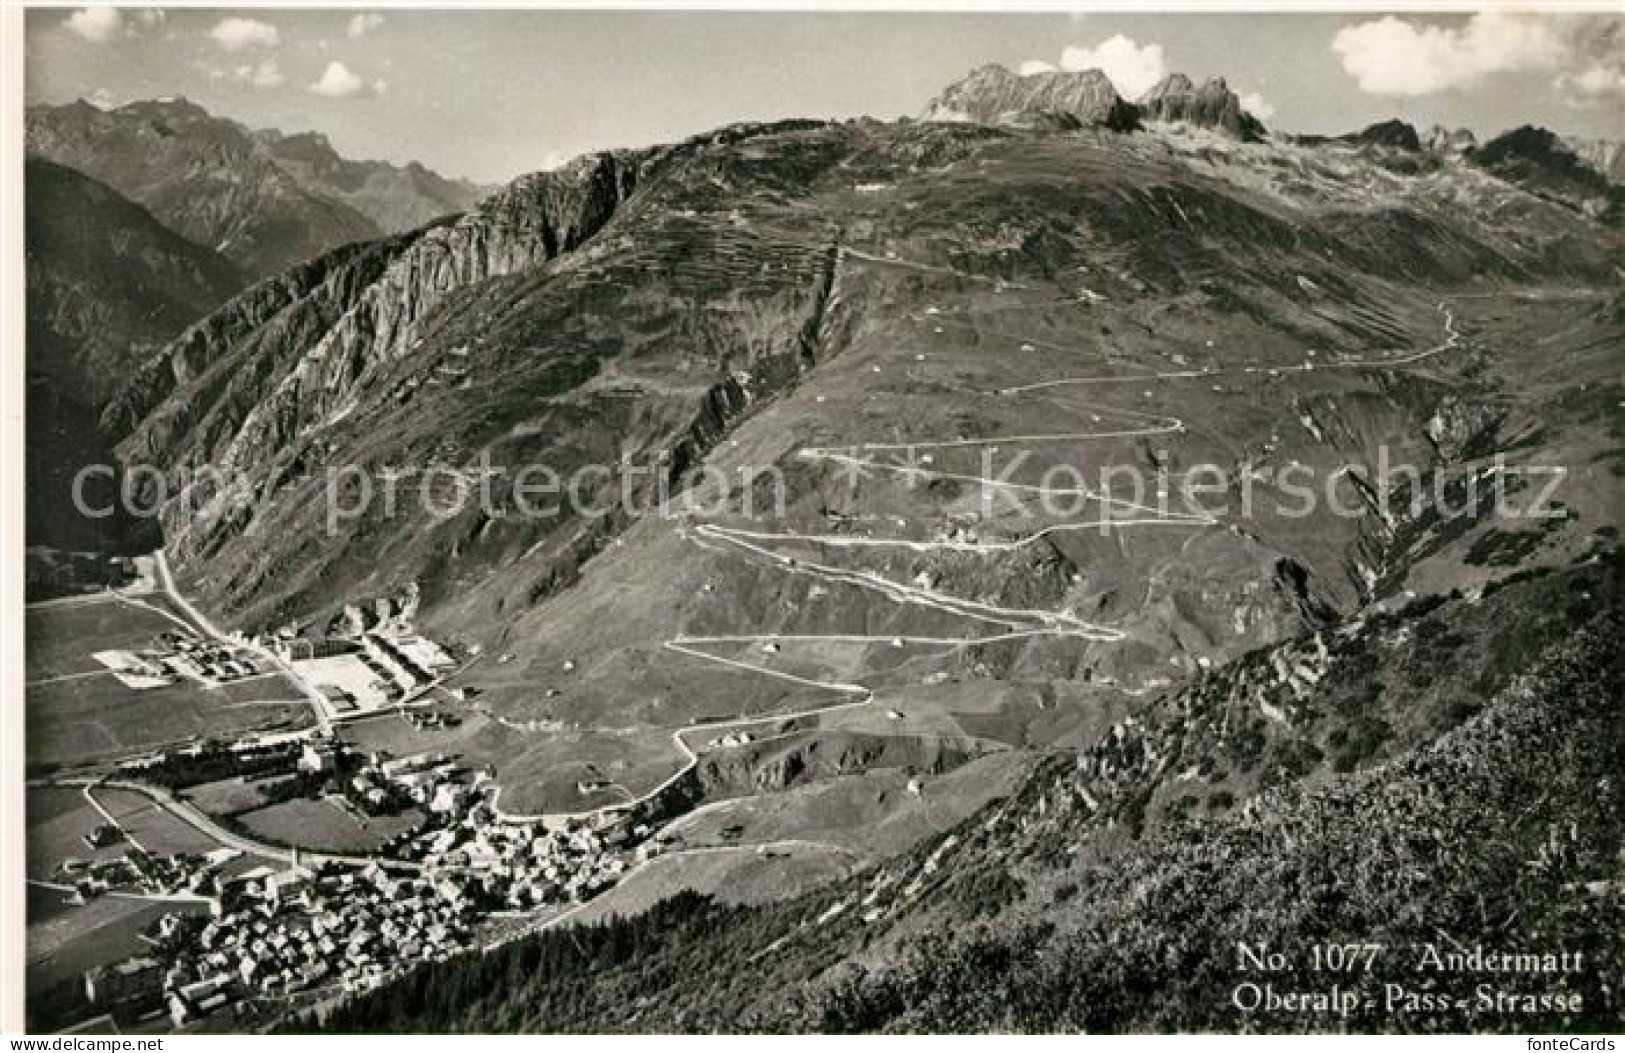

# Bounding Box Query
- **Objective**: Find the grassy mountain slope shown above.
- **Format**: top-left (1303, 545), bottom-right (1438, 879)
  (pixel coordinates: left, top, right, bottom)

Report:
top-left (309, 556), bottom-right (1621, 1032)
top-left (66, 81), bottom-right (1623, 1034)
top-left (102, 115), bottom-right (1624, 819)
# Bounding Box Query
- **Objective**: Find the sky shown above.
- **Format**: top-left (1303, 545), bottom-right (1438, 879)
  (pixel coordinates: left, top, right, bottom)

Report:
top-left (23, 7), bottom-right (1625, 185)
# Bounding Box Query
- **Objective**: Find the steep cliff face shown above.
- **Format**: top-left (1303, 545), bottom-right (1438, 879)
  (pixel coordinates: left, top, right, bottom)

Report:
top-left (922, 64), bottom-right (1138, 129)
top-left (114, 151), bottom-right (644, 478)
top-left (102, 128), bottom-right (854, 638)
top-left (213, 153), bottom-right (644, 480)
top-left (106, 231), bottom-right (431, 464)
top-left (1135, 73), bottom-right (1266, 140)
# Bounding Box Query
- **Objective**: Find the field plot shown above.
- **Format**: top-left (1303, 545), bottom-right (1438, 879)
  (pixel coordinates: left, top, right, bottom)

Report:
top-left (234, 797), bottom-right (425, 852)
top-left (177, 777), bottom-right (271, 817)
top-left (484, 724), bottom-right (689, 816)
top-left (26, 598), bottom-right (314, 769)
top-left (25, 599), bottom-right (182, 680)
top-left (92, 788), bottom-right (222, 857)
top-left (26, 789), bottom-right (128, 880)
top-left (338, 705), bottom-right (487, 751)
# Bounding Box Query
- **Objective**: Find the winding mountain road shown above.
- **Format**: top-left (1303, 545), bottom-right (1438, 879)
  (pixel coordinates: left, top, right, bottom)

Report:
top-left (643, 253), bottom-right (1473, 820)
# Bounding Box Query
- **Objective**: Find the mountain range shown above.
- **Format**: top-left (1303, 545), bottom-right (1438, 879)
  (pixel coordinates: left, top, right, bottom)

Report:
top-left (921, 65), bottom-right (1267, 142)
top-left (25, 97), bottom-right (491, 277)
top-left (23, 96), bottom-right (489, 585)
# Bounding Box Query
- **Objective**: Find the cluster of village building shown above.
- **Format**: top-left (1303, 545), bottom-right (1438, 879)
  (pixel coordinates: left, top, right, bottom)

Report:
top-left (56, 604), bottom-right (666, 1030)
top-left (402, 801), bottom-right (632, 908)
top-left (82, 858), bottom-right (482, 1027)
top-left (165, 860), bottom-right (483, 1024)
top-left (342, 745), bottom-right (637, 907)
top-left (69, 738), bottom-right (647, 1030)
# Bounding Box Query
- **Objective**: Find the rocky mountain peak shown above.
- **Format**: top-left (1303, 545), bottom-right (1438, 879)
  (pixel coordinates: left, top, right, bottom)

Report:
top-left (1141, 73), bottom-right (1196, 99)
top-left (922, 63), bottom-right (1138, 130)
top-left (1135, 71), bottom-right (1265, 140)
top-left (1349, 118), bottom-right (1423, 151)
top-left (61, 98), bottom-right (108, 118)
top-left (115, 96), bottom-right (212, 123)
top-left (265, 129), bottom-right (340, 158)
top-left (921, 64), bottom-right (1265, 140)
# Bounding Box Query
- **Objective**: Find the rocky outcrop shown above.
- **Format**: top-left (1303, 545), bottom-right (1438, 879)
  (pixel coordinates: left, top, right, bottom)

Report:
top-left (1561, 135), bottom-right (1625, 186)
top-left (923, 64), bottom-right (1138, 130)
top-left (1346, 118), bottom-right (1422, 151)
top-left (1136, 74), bottom-right (1266, 140)
top-left (103, 233), bottom-right (423, 457)
top-left (1469, 125), bottom-right (1624, 224)
top-left (1424, 124), bottom-right (1478, 156)
top-left (922, 66), bottom-right (1265, 140)
top-left (697, 731), bottom-right (986, 794)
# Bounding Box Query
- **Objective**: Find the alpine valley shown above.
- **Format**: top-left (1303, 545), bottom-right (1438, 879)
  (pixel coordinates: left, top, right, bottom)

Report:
top-left (23, 63), bottom-right (1623, 1034)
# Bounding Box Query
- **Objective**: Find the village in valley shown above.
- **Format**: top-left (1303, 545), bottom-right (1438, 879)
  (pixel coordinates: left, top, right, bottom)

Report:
top-left (26, 562), bottom-right (666, 1033)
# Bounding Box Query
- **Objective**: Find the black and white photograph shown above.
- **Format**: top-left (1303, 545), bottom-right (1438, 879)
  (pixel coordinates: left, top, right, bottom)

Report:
top-left (4, 1), bottom-right (1622, 1038)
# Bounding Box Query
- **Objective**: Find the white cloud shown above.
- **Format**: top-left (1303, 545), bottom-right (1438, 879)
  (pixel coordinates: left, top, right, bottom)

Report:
top-left (210, 17), bottom-right (280, 52)
top-left (348, 13), bottom-right (385, 39)
top-left (1333, 13), bottom-right (1625, 104)
top-left (1060, 35), bottom-right (1167, 98)
top-left (1331, 13), bottom-right (1565, 96)
top-left (250, 59), bottom-right (284, 88)
top-left (1018, 35), bottom-right (1168, 96)
top-left (1240, 92), bottom-right (1277, 121)
top-left (64, 8), bottom-right (123, 44)
top-left (200, 58), bottom-right (284, 89)
top-left (309, 61), bottom-right (370, 98)
top-left (1557, 65), bottom-right (1625, 102)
